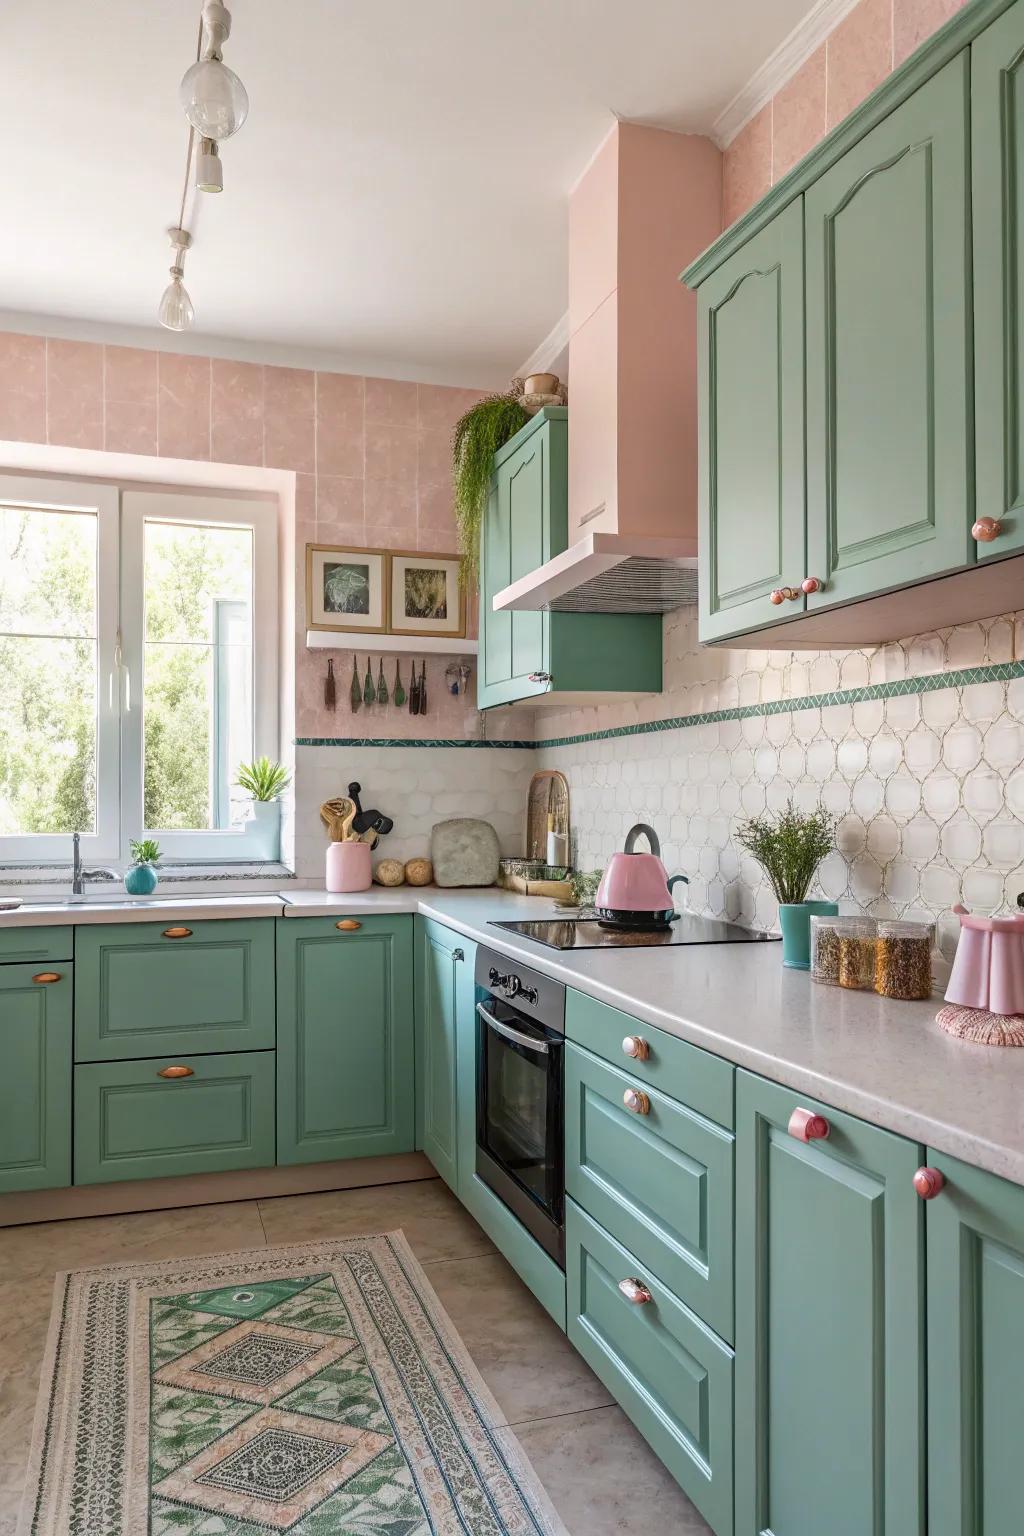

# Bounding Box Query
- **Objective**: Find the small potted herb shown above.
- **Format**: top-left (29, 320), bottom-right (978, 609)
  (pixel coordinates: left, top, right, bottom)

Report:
top-left (236, 757), bottom-right (291, 862)
top-left (452, 390), bottom-right (530, 584)
top-left (735, 800), bottom-right (838, 969)
top-left (125, 839), bottom-right (162, 896)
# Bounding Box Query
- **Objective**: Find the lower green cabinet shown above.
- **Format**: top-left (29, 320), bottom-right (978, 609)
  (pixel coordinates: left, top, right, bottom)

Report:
top-left (0, 963), bottom-right (72, 1194)
top-left (416, 919), bottom-right (474, 1191)
top-left (925, 1149), bottom-right (1024, 1536)
top-left (74, 1050), bottom-right (275, 1185)
top-left (276, 915), bottom-right (415, 1165)
top-left (735, 1070), bottom-right (925, 1536)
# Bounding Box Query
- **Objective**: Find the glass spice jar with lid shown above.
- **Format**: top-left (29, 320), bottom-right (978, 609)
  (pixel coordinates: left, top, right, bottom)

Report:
top-left (810, 915), bottom-right (843, 986)
top-left (874, 920), bottom-right (934, 1000)
top-left (836, 917), bottom-right (878, 990)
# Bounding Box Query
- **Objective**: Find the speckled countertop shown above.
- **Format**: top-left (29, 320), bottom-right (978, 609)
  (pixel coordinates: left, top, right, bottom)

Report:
top-left (0, 894), bottom-right (286, 925)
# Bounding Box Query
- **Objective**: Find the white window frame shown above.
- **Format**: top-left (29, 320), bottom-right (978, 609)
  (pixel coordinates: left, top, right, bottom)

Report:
top-left (120, 491), bottom-right (279, 863)
top-left (0, 474), bottom-right (121, 863)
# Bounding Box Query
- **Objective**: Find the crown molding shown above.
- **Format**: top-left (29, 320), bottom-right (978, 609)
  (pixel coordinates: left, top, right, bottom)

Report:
top-left (712, 0), bottom-right (862, 148)
top-left (515, 309), bottom-right (570, 381)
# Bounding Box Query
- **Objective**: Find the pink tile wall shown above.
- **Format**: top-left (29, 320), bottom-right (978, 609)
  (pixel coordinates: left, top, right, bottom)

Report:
top-left (0, 332), bottom-right (487, 741)
top-left (722, 0), bottom-right (968, 226)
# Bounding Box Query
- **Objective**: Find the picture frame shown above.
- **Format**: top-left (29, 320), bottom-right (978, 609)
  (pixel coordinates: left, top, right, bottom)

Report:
top-left (388, 549), bottom-right (466, 639)
top-left (306, 544), bottom-right (388, 634)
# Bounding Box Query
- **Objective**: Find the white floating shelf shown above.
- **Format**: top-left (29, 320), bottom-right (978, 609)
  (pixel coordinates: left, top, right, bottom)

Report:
top-left (306, 630), bottom-right (478, 655)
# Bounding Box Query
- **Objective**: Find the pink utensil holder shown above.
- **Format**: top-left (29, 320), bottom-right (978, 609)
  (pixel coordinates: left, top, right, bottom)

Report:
top-left (945, 905), bottom-right (1024, 1016)
top-left (325, 841), bottom-right (372, 894)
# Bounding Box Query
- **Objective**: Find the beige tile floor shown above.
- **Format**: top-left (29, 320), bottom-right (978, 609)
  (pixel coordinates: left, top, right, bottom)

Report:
top-left (0, 1177), bottom-right (712, 1535)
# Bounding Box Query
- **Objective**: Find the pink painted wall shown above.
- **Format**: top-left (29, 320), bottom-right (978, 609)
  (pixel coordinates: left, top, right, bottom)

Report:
top-left (722, 0), bottom-right (967, 226)
top-left (0, 332), bottom-right (502, 741)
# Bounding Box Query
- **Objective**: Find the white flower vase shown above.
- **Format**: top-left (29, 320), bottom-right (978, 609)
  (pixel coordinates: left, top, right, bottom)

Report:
top-left (247, 799), bottom-right (281, 862)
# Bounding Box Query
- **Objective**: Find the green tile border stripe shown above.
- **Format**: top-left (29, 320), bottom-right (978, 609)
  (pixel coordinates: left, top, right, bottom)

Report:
top-left (294, 661), bottom-right (1024, 752)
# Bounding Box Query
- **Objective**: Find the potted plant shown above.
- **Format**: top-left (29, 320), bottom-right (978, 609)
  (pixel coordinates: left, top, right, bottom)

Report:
top-left (452, 389), bottom-right (530, 584)
top-left (125, 838), bottom-right (162, 896)
top-left (236, 757), bottom-right (291, 862)
top-left (735, 800), bottom-right (838, 969)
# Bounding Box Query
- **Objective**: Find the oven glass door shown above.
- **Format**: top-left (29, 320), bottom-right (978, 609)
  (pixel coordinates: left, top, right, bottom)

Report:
top-left (476, 999), bottom-right (563, 1223)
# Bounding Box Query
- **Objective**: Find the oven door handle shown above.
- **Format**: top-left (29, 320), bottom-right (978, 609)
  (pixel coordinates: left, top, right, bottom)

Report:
top-left (476, 1001), bottom-right (551, 1055)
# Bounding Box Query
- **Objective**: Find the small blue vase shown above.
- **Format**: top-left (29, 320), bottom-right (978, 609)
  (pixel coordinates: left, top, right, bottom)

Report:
top-left (778, 900), bottom-right (838, 969)
top-left (124, 863), bottom-right (159, 896)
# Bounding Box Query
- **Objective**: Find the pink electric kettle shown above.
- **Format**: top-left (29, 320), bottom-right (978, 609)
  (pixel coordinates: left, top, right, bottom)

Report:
top-left (945, 904), bottom-right (1024, 1016)
top-left (594, 823), bottom-right (688, 930)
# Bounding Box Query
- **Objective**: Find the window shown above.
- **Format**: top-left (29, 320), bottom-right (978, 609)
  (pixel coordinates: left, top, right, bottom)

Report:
top-left (0, 477), bottom-right (278, 864)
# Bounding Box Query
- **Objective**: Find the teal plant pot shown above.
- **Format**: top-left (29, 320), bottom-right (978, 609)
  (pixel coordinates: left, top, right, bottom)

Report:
top-left (124, 862), bottom-right (159, 896)
top-left (778, 900), bottom-right (838, 969)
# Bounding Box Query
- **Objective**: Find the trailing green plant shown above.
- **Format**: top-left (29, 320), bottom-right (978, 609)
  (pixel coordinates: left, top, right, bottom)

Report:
top-left (452, 391), bottom-right (530, 585)
top-left (734, 800), bottom-right (836, 906)
top-left (568, 868), bottom-right (603, 908)
top-left (129, 838), bottom-right (161, 865)
top-left (235, 757), bottom-right (291, 802)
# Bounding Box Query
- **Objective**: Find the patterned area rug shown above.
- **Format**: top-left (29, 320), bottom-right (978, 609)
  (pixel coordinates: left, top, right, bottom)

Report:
top-left (20, 1232), bottom-right (568, 1536)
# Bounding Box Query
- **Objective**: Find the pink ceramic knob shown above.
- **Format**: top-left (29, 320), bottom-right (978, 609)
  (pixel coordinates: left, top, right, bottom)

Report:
top-left (769, 589), bottom-right (785, 606)
top-left (788, 1107), bottom-right (830, 1142)
top-left (618, 1277), bottom-right (653, 1305)
top-left (801, 576), bottom-right (824, 594)
top-left (972, 517), bottom-right (1001, 542)
top-left (913, 1167), bottom-right (945, 1200)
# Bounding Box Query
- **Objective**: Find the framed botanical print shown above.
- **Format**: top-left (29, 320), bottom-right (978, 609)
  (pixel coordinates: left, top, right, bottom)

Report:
top-left (306, 544), bottom-right (388, 633)
top-left (388, 550), bottom-right (466, 639)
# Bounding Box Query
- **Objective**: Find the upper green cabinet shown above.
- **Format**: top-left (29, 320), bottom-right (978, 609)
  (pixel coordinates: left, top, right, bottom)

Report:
top-left (697, 200), bottom-right (806, 641)
top-left (478, 409), bottom-right (662, 709)
top-left (276, 915), bottom-right (415, 1165)
top-left (805, 54), bottom-right (972, 611)
top-left (973, 0), bottom-right (1024, 557)
top-left (416, 918), bottom-right (475, 1191)
top-left (0, 962), bottom-right (72, 1194)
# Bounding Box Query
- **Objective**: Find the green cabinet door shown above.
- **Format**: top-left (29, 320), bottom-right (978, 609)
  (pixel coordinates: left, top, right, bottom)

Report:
top-left (925, 1149), bottom-right (1024, 1536)
top-left (973, 2), bottom-right (1024, 558)
top-left (416, 919), bottom-right (474, 1191)
top-left (735, 1071), bottom-right (925, 1536)
top-left (697, 198), bottom-right (806, 643)
top-left (805, 53), bottom-right (973, 611)
top-left (0, 963), bottom-right (71, 1193)
top-left (276, 915), bottom-right (414, 1165)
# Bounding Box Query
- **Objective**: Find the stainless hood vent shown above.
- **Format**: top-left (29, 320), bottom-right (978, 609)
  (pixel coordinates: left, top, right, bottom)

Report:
top-left (492, 532), bottom-right (699, 615)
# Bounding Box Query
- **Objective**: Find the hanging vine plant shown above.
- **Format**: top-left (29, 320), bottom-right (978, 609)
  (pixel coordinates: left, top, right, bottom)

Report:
top-left (451, 389), bottom-right (530, 586)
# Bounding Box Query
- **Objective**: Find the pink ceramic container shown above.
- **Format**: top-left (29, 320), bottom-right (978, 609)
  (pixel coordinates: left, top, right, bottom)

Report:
top-left (325, 841), bottom-right (372, 893)
top-left (945, 905), bottom-right (1024, 1016)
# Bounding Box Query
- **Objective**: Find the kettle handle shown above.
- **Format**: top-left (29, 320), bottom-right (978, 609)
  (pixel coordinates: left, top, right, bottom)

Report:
top-left (668, 874), bottom-right (689, 892)
top-left (625, 823), bottom-right (661, 858)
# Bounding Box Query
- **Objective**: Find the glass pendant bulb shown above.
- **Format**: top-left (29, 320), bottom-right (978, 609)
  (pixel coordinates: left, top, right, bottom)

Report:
top-left (158, 274), bottom-right (194, 332)
top-left (179, 57), bottom-right (248, 140)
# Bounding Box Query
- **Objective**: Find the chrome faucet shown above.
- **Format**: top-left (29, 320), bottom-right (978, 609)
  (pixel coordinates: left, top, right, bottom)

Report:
top-left (71, 832), bottom-right (119, 897)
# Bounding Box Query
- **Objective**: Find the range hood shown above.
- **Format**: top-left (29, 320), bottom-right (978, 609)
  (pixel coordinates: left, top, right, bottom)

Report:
top-left (496, 122), bottom-right (721, 616)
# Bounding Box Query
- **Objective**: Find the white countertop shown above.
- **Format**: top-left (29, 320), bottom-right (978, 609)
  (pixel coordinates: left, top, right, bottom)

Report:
top-left (0, 893), bottom-right (286, 925)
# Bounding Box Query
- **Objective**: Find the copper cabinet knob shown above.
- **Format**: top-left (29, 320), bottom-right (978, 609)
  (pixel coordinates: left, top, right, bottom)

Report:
top-left (162, 927), bottom-right (192, 939)
top-left (621, 1034), bottom-right (650, 1062)
top-left (157, 1065), bottom-right (194, 1079)
top-left (618, 1277), bottom-right (653, 1305)
top-left (788, 1106), bottom-right (830, 1142)
top-left (623, 1087), bottom-right (650, 1116)
top-left (335, 919), bottom-right (362, 931)
top-left (801, 576), bottom-right (824, 594)
top-left (769, 589), bottom-right (785, 605)
top-left (913, 1167), bottom-right (945, 1200)
top-left (32, 972), bottom-right (61, 984)
top-left (770, 587), bottom-right (801, 604)
top-left (972, 517), bottom-right (1002, 542)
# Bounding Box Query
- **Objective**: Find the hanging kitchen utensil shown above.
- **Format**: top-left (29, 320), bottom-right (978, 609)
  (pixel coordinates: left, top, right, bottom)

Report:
top-left (376, 658), bottom-right (389, 705)
top-left (350, 656), bottom-right (361, 712)
top-left (409, 663), bottom-right (420, 714)
top-left (324, 658), bottom-right (336, 712)
top-left (418, 660), bottom-right (427, 714)
top-left (394, 660), bottom-right (406, 708)
top-left (363, 657), bottom-right (375, 706)
top-left (445, 662), bottom-right (460, 696)
top-left (458, 661), bottom-right (471, 696)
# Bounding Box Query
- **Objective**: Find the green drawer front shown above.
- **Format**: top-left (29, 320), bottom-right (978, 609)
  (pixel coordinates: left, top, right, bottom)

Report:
top-left (566, 1042), bottom-right (734, 1342)
top-left (74, 1050), bottom-right (275, 1185)
top-left (566, 989), bottom-right (734, 1129)
top-left (567, 1200), bottom-right (734, 1536)
top-left (0, 925), bottom-right (73, 965)
top-left (0, 963), bottom-right (72, 1193)
top-left (74, 919), bottom-right (276, 1061)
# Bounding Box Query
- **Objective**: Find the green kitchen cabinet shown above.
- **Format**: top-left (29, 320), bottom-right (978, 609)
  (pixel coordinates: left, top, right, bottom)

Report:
top-left (925, 1149), bottom-right (1024, 1536)
top-left (735, 1070), bottom-right (925, 1536)
top-left (416, 918), bottom-right (475, 1191)
top-left (74, 1050), bottom-right (275, 1185)
top-left (478, 408), bottom-right (662, 709)
top-left (0, 963), bottom-right (72, 1193)
top-left (74, 918), bottom-right (276, 1062)
top-left (696, 199), bottom-right (807, 641)
top-left (276, 915), bottom-right (415, 1165)
top-left (972, 1), bottom-right (1024, 558)
top-left (0, 925), bottom-right (72, 965)
top-left (804, 53), bottom-right (973, 612)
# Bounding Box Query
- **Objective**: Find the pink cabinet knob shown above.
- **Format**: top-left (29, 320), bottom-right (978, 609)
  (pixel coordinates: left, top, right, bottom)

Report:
top-left (913, 1167), bottom-right (945, 1200)
top-left (622, 1034), bottom-right (650, 1061)
top-left (769, 589), bottom-right (785, 605)
top-left (972, 517), bottom-right (1002, 542)
top-left (801, 576), bottom-right (824, 594)
top-left (623, 1087), bottom-right (651, 1116)
top-left (769, 587), bottom-right (801, 605)
top-left (618, 1277), bottom-right (653, 1305)
top-left (788, 1107), bottom-right (831, 1142)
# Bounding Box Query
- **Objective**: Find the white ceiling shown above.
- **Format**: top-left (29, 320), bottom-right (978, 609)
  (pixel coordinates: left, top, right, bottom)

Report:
top-left (1, 0), bottom-right (812, 387)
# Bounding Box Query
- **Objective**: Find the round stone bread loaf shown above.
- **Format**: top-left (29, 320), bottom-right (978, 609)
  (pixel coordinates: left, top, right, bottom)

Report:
top-left (373, 858), bottom-right (405, 886)
top-left (404, 858), bottom-right (433, 886)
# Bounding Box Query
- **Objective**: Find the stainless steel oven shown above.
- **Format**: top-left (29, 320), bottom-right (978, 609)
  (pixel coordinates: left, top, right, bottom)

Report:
top-left (475, 946), bottom-right (565, 1267)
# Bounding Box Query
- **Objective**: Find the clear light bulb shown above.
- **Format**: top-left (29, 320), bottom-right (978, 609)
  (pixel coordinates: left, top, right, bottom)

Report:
top-left (179, 57), bottom-right (249, 140)
top-left (158, 274), bottom-right (195, 332)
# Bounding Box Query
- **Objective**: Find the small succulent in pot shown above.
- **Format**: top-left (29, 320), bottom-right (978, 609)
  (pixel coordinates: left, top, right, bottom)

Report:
top-left (236, 758), bottom-right (290, 862)
top-left (734, 800), bottom-right (838, 969)
top-left (125, 838), bottom-right (162, 896)
top-left (235, 757), bottom-right (291, 801)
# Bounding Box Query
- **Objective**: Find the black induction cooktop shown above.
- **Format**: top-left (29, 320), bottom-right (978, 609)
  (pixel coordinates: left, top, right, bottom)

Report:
top-left (490, 914), bottom-right (779, 951)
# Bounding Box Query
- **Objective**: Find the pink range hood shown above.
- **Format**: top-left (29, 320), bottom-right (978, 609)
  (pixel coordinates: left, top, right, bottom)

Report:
top-left (493, 122), bottom-right (721, 616)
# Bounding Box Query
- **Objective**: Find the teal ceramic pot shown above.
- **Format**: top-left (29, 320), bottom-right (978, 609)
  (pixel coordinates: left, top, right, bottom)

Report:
top-left (778, 900), bottom-right (838, 969)
top-left (124, 862), bottom-right (159, 896)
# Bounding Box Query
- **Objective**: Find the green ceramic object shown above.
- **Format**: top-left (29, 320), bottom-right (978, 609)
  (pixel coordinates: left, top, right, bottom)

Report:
top-left (377, 658), bottom-right (388, 705)
top-left (124, 863), bottom-right (159, 896)
top-left (363, 658), bottom-right (375, 706)
top-left (394, 660), bottom-right (406, 707)
top-left (350, 656), bottom-right (361, 711)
